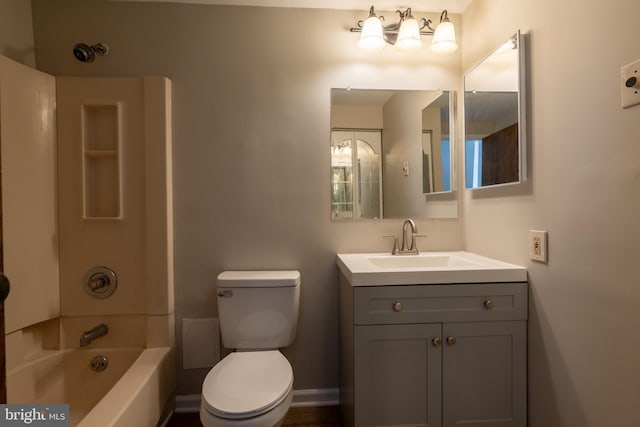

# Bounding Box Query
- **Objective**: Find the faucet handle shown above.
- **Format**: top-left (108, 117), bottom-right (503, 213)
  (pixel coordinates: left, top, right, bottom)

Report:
top-left (383, 235), bottom-right (400, 255)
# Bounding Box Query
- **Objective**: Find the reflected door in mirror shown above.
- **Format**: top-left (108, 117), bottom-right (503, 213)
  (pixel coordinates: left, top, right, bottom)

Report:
top-left (465, 123), bottom-right (518, 187)
top-left (422, 132), bottom-right (451, 194)
top-left (421, 91), bottom-right (452, 194)
top-left (331, 130), bottom-right (382, 220)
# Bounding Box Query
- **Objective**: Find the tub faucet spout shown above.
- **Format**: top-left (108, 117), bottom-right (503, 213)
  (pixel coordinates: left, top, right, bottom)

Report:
top-left (80, 323), bottom-right (108, 347)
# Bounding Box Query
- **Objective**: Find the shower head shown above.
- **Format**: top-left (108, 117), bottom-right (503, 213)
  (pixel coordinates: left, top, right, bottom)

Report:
top-left (73, 43), bottom-right (109, 63)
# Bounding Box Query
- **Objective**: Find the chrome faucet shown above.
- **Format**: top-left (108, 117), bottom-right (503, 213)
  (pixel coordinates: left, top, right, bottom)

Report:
top-left (401, 219), bottom-right (418, 253)
top-left (384, 219), bottom-right (425, 255)
top-left (80, 323), bottom-right (108, 347)
top-left (400, 219), bottom-right (418, 253)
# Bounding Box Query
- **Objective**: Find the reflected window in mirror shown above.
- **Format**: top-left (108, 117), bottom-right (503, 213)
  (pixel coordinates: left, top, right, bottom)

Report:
top-left (330, 88), bottom-right (457, 220)
top-left (463, 31), bottom-right (526, 189)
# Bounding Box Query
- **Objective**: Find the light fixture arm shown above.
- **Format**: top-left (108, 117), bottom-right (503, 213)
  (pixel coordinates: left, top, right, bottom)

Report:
top-left (420, 18), bottom-right (436, 34)
top-left (353, 6), bottom-right (384, 31)
top-left (395, 8), bottom-right (435, 33)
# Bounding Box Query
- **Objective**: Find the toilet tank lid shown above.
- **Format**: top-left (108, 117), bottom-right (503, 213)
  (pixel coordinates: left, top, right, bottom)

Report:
top-left (217, 270), bottom-right (300, 287)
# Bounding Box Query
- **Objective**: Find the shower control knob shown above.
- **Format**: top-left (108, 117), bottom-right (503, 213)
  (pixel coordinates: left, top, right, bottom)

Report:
top-left (84, 266), bottom-right (117, 299)
top-left (89, 275), bottom-right (108, 291)
top-left (392, 302), bottom-right (403, 312)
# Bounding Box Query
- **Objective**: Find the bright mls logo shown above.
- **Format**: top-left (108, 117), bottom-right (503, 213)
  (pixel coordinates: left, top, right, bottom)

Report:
top-left (0, 404), bottom-right (69, 426)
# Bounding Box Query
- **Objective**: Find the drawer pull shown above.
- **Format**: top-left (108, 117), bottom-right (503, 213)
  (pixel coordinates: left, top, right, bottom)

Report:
top-left (432, 337), bottom-right (442, 347)
top-left (392, 302), bottom-right (403, 312)
top-left (447, 336), bottom-right (457, 346)
top-left (484, 300), bottom-right (495, 309)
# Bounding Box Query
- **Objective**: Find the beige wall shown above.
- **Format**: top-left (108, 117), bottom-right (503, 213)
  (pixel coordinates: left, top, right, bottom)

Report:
top-left (31, 0), bottom-right (463, 394)
top-left (0, 0), bottom-right (35, 67)
top-left (462, 1), bottom-right (640, 426)
top-left (331, 104), bottom-right (383, 129)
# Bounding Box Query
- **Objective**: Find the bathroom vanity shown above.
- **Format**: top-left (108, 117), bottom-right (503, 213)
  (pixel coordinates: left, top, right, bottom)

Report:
top-left (337, 252), bottom-right (528, 427)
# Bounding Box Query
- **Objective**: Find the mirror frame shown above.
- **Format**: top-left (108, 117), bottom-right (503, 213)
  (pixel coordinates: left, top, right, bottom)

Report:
top-left (463, 30), bottom-right (526, 190)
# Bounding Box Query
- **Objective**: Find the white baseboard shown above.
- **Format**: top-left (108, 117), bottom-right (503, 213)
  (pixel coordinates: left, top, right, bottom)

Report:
top-left (175, 388), bottom-right (339, 413)
top-left (290, 388), bottom-right (340, 407)
top-left (175, 394), bottom-right (201, 413)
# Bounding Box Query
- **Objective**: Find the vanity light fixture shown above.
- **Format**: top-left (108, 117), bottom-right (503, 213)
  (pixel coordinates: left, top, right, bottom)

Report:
top-left (350, 6), bottom-right (458, 53)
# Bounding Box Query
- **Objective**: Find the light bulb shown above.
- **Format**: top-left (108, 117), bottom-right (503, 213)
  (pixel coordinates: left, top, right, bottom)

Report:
top-left (395, 16), bottom-right (422, 52)
top-left (358, 15), bottom-right (385, 50)
top-left (430, 20), bottom-right (457, 53)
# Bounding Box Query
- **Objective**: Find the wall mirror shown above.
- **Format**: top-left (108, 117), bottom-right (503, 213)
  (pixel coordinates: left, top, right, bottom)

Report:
top-left (464, 30), bottom-right (526, 189)
top-left (330, 88), bottom-right (456, 220)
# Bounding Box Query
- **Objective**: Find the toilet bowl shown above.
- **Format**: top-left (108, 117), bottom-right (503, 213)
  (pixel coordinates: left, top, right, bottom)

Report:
top-left (199, 271), bottom-right (300, 427)
top-left (200, 351), bottom-right (293, 427)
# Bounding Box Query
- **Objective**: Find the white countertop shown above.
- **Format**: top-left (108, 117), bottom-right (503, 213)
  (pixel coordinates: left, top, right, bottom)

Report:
top-left (336, 251), bottom-right (527, 286)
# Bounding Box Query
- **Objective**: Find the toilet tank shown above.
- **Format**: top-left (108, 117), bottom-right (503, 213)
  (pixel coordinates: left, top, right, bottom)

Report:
top-left (216, 271), bottom-right (300, 350)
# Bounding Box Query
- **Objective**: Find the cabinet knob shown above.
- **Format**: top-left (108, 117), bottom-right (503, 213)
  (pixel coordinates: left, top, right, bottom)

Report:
top-left (432, 337), bottom-right (442, 347)
top-left (392, 302), bottom-right (403, 312)
top-left (447, 336), bottom-right (457, 346)
top-left (484, 300), bottom-right (495, 309)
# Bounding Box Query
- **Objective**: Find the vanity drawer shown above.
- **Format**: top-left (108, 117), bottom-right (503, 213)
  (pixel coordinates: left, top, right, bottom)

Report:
top-left (353, 283), bottom-right (527, 325)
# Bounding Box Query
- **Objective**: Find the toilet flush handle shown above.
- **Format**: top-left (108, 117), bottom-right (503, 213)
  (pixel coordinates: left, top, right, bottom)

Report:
top-left (217, 290), bottom-right (233, 298)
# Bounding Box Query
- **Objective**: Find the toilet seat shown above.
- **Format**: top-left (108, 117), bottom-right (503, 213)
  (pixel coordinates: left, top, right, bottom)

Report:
top-left (202, 350), bottom-right (293, 420)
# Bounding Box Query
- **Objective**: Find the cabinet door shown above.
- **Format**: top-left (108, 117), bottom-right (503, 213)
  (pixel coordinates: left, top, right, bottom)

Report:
top-left (442, 321), bottom-right (526, 427)
top-left (354, 323), bottom-right (442, 427)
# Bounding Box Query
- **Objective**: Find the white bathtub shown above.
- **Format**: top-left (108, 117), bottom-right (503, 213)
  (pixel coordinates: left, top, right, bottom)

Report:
top-left (7, 347), bottom-right (175, 427)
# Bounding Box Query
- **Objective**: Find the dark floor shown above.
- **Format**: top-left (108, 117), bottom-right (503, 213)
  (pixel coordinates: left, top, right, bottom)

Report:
top-left (167, 406), bottom-right (343, 427)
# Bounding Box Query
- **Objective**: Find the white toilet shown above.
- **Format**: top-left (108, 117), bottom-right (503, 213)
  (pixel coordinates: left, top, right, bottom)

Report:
top-left (200, 270), bottom-right (300, 427)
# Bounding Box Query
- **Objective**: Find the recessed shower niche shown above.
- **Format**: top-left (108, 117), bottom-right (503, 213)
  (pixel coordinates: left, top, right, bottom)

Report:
top-left (82, 104), bottom-right (121, 218)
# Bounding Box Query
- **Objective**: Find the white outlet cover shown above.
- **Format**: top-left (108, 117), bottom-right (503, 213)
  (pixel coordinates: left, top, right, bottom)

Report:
top-left (621, 59), bottom-right (640, 109)
top-left (529, 230), bottom-right (548, 263)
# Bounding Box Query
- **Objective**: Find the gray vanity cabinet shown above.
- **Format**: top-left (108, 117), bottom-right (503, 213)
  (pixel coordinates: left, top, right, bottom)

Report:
top-left (354, 323), bottom-right (443, 426)
top-left (339, 275), bottom-right (528, 427)
top-left (441, 321), bottom-right (526, 427)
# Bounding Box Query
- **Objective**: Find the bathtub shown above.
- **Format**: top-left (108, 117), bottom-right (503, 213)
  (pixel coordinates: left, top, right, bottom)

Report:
top-left (7, 346), bottom-right (175, 427)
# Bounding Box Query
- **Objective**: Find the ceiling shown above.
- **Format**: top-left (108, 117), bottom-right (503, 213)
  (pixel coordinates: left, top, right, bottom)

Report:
top-left (108, 0), bottom-right (473, 13)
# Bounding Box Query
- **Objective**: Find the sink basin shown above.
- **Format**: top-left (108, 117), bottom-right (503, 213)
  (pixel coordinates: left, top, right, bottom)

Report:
top-left (337, 251), bottom-right (526, 286)
top-left (368, 254), bottom-right (481, 269)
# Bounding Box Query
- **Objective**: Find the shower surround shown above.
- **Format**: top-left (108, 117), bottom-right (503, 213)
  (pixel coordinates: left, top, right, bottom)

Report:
top-left (1, 56), bottom-right (175, 426)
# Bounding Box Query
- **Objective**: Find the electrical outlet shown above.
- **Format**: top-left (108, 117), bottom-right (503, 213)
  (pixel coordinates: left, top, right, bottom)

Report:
top-left (621, 59), bottom-right (640, 109)
top-left (529, 230), bottom-right (548, 263)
